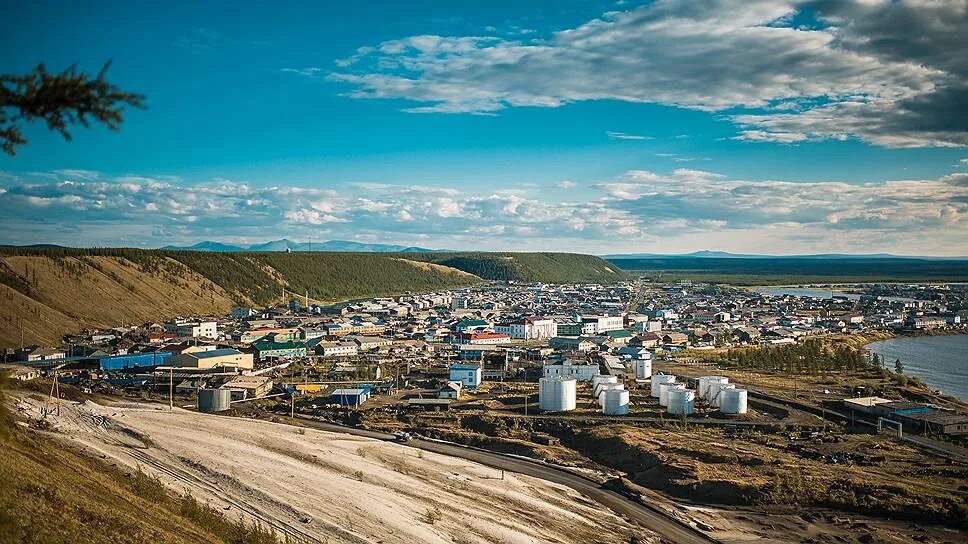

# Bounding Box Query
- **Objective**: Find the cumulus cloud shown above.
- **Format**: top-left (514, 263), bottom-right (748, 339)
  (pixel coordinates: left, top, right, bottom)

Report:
top-left (1, 168), bottom-right (965, 254)
top-left (320, 0), bottom-right (966, 148)
top-left (0, 171), bottom-right (643, 249)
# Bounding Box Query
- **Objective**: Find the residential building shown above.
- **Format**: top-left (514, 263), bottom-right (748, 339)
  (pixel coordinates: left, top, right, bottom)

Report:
top-left (252, 340), bottom-right (307, 360)
top-left (495, 317), bottom-right (557, 340)
top-left (449, 362), bottom-right (483, 388)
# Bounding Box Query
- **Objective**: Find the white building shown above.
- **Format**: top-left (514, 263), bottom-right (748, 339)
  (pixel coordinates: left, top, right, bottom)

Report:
top-left (449, 363), bottom-right (483, 388)
top-left (317, 341), bottom-right (359, 357)
top-left (580, 315), bottom-right (624, 334)
top-left (165, 319), bottom-right (217, 339)
top-left (495, 317), bottom-right (557, 340)
top-left (543, 361), bottom-right (599, 382)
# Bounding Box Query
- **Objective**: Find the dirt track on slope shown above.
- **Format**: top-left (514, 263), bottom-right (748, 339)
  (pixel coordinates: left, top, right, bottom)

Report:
top-left (14, 396), bottom-right (649, 544)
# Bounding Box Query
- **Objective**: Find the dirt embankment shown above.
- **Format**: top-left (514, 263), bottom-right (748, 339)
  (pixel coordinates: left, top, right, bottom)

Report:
top-left (10, 394), bottom-right (648, 544)
top-left (565, 424), bottom-right (968, 527)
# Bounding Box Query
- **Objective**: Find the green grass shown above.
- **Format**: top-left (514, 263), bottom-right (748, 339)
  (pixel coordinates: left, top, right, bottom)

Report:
top-left (400, 251), bottom-right (626, 283)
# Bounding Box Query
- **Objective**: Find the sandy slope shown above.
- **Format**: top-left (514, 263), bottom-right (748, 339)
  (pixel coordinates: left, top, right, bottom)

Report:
top-left (14, 396), bottom-right (648, 544)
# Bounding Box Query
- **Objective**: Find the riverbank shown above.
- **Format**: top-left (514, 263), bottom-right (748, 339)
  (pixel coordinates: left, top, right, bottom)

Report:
top-left (866, 335), bottom-right (968, 402)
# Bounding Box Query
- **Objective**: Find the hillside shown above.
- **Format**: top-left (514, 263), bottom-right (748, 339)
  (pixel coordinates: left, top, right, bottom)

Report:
top-left (400, 252), bottom-right (625, 283)
top-left (0, 248), bottom-right (621, 348)
top-left (0, 378), bottom-right (276, 544)
top-left (0, 249), bottom-right (480, 348)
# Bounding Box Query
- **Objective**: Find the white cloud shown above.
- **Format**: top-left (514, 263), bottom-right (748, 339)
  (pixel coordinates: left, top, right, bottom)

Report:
top-left (324, 0), bottom-right (966, 148)
top-left (606, 131), bottom-right (652, 140)
top-left (555, 180), bottom-right (577, 189)
top-left (1, 168), bottom-right (966, 255)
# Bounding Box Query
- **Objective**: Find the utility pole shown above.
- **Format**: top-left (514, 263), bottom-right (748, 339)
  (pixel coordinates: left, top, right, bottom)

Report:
top-left (523, 372), bottom-right (528, 417)
top-left (169, 368), bottom-right (173, 410)
top-left (291, 392), bottom-right (295, 418)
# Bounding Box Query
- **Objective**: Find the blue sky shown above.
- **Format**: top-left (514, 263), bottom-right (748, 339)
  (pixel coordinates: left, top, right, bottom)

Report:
top-left (1, 0), bottom-right (966, 255)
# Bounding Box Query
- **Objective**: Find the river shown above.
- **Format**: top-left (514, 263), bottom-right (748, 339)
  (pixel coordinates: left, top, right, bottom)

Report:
top-left (866, 335), bottom-right (968, 400)
top-left (756, 287), bottom-right (919, 303)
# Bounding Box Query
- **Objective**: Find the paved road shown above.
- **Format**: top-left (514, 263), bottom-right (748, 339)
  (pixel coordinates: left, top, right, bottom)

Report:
top-left (290, 415), bottom-right (718, 544)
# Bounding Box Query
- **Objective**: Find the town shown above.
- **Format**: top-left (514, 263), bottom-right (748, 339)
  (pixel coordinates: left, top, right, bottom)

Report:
top-left (6, 280), bottom-right (968, 444)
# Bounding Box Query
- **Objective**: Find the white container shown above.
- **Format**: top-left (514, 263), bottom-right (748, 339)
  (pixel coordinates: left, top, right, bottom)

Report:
top-left (593, 375), bottom-right (618, 388)
top-left (596, 383), bottom-right (625, 405)
top-left (593, 381), bottom-right (624, 399)
top-left (634, 359), bottom-right (652, 380)
top-left (651, 374), bottom-right (676, 397)
top-left (667, 388), bottom-right (695, 415)
top-left (720, 388), bottom-right (748, 414)
top-left (710, 383), bottom-right (736, 408)
top-left (602, 389), bottom-right (630, 415)
top-left (539, 376), bottom-right (577, 411)
top-left (698, 376), bottom-right (728, 399)
top-left (659, 383), bottom-right (685, 407)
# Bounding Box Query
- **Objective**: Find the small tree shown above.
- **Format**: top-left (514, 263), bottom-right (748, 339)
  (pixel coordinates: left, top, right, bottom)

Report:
top-left (871, 352), bottom-right (881, 369)
top-left (894, 358), bottom-right (904, 375)
top-left (1, 62), bottom-right (144, 155)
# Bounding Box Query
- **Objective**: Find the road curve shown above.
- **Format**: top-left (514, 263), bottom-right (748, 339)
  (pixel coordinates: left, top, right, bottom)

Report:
top-left (286, 415), bottom-right (718, 544)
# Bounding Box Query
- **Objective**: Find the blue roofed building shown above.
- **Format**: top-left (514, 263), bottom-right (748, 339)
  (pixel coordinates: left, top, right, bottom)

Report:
top-left (98, 352), bottom-right (172, 371)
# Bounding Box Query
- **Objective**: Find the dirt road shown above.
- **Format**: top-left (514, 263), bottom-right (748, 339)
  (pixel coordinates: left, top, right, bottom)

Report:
top-left (289, 416), bottom-right (718, 544)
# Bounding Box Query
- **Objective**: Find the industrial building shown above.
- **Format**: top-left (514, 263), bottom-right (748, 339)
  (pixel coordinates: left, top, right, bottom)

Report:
top-left (222, 375), bottom-right (272, 400)
top-left (99, 352), bottom-right (173, 371)
top-left (543, 361), bottom-right (599, 382)
top-left (171, 348), bottom-right (253, 370)
top-left (331, 387), bottom-right (371, 406)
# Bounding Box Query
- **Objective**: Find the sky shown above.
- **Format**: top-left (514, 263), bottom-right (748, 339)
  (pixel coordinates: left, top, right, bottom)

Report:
top-left (1, 0), bottom-right (966, 255)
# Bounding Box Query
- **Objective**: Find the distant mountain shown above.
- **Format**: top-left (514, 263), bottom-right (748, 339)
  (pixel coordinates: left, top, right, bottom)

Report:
top-left (162, 239), bottom-right (440, 253)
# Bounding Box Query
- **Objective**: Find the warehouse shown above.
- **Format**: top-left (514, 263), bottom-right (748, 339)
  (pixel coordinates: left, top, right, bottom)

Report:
top-left (222, 375), bottom-right (272, 400)
top-left (171, 348), bottom-right (253, 370)
top-left (99, 352), bottom-right (172, 371)
top-left (331, 387), bottom-right (371, 406)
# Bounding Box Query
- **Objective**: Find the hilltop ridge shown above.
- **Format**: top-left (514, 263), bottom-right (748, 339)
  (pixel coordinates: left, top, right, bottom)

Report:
top-left (0, 248), bottom-right (622, 347)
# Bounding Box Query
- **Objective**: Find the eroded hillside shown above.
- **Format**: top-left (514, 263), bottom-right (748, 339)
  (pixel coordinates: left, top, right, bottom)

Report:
top-left (0, 255), bottom-right (237, 347)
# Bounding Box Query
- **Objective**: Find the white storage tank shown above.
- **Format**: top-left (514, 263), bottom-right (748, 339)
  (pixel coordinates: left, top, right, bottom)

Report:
top-left (593, 381), bottom-right (624, 399)
top-left (602, 389), bottom-right (630, 415)
top-left (538, 376), bottom-right (577, 412)
top-left (659, 383), bottom-right (685, 407)
top-left (667, 388), bottom-right (695, 416)
top-left (634, 359), bottom-right (652, 380)
top-left (198, 388), bottom-right (231, 413)
top-left (650, 374), bottom-right (676, 397)
top-left (596, 384), bottom-right (625, 405)
top-left (720, 388), bottom-right (748, 414)
top-left (710, 383), bottom-right (736, 408)
top-left (593, 375), bottom-right (618, 388)
top-left (698, 376), bottom-right (728, 399)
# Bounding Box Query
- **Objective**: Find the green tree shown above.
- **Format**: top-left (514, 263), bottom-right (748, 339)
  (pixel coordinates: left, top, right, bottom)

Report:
top-left (1, 62), bottom-right (144, 155)
top-left (894, 358), bottom-right (904, 375)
